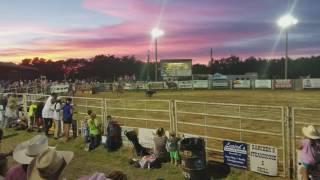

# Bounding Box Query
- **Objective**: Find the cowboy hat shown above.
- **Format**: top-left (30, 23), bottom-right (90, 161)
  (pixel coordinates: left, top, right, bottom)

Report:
top-left (13, 135), bottom-right (49, 165)
top-left (302, 125), bottom-right (320, 139)
top-left (27, 149), bottom-right (73, 180)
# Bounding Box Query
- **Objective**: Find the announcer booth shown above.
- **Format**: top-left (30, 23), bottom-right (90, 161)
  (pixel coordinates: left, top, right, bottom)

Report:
top-left (160, 59), bottom-right (192, 81)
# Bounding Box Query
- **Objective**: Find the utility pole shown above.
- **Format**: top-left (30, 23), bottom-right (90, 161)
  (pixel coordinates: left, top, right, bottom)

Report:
top-left (147, 50), bottom-right (150, 82)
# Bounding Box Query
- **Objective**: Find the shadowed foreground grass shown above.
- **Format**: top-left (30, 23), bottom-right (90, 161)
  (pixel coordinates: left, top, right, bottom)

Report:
top-left (0, 129), bottom-right (286, 180)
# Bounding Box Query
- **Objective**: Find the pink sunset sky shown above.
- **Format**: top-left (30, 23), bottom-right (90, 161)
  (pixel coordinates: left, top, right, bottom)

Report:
top-left (0, 0), bottom-right (320, 64)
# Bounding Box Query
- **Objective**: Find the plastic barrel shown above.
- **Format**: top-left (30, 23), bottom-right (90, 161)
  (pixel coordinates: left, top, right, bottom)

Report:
top-left (180, 138), bottom-right (208, 180)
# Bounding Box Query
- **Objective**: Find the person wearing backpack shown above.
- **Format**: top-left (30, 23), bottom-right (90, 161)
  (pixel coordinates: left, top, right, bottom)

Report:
top-left (166, 131), bottom-right (181, 166)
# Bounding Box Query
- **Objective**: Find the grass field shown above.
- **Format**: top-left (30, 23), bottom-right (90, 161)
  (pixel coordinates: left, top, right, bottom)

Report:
top-left (4, 90), bottom-right (320, 179)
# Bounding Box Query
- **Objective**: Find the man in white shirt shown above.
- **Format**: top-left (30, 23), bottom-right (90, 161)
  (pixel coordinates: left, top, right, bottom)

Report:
top-left (42, 93), bottom-right (57, 135)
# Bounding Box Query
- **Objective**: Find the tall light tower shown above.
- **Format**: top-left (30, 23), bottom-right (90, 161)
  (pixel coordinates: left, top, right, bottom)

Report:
top-left (151, 28), bottom-right (164, 81)
top-left (277, 14), bottom-right (298, 79)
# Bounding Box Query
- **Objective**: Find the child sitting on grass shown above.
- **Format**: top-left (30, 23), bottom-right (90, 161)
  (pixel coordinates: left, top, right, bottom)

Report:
top-left (299, 125), bottom-right (320, 180)
top-left (166, 131), bottom-right (181, 166)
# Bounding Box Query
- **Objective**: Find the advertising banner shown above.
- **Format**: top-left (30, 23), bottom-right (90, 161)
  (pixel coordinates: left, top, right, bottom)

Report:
top-left (178, 81), bottom-right (193, 89)
top-left (50, 84), bottom-right (69, 93)
top-left (193, 80), bottom-right (208, 89)
top-left (223, 140), bottom-right (248, 169)
top-left (303, 79), bottom-right (320, 89)
top-left (249, 144), bottom-right (278, 176)
top-left (273, 80), bottom-right (293, 89)
top-left (212, 80), bottom-right (229, 88)
top-left (255, 80), bottom-right (272, 89)
top-left (148, 82), bottom-right (166, 89)
top-left (233, 80), bottom-right (251, 88)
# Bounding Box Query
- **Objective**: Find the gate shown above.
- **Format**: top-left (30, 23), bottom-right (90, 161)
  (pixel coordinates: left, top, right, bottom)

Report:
top-left (174, 100), bottom-right (288, 177)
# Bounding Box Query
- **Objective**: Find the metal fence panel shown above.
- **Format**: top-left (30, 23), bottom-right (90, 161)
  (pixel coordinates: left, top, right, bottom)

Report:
top-left (174, 100), bottom-right (287, 177)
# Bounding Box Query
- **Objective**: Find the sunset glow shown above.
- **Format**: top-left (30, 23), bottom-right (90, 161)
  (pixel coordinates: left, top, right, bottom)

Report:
top-left (1, 0), bottom-right (320, 63)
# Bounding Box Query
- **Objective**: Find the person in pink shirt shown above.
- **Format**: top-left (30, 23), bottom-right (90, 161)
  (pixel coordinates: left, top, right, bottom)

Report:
top-left (299, 125), bottom-right (320, 180)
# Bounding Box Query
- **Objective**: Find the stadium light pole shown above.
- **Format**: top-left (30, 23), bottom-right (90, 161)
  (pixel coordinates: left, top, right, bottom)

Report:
top-left (151, 28), bottom-right (164, 81)
top-left (277, 14), bottom-right (298, 79)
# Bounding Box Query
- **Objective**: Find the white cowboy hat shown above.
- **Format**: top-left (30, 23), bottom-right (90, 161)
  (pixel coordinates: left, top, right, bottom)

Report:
top-left (27, 149), bottom-right (73, 180)
top-left (13, 135), bottom-right (49, 165)
top-left (302, 125), bottom-right (320, 139)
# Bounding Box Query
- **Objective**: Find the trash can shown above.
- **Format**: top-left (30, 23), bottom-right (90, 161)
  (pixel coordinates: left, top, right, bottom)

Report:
top-left (180, 138), bottom-right (208, 180)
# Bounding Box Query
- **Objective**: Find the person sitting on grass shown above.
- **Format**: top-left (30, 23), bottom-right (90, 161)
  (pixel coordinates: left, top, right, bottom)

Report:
top-left (299, 125), bottom-right (320, 180)
top-left (15, 116), bottom-right (28, 131)
top-left (166, 131), bottom-right (181, 166)
top-left (153, 128), bottom-right (169, 162)
top-left (87, 113), bottom-right (101, 151)
top-left (78, 170), bottom-right (127, 180)
top-left (105, 115), bottom-right (122, 152)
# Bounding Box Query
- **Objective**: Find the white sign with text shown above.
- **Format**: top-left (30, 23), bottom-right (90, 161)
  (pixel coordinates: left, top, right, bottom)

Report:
top-left (249, 144), bottom-right (278, 176)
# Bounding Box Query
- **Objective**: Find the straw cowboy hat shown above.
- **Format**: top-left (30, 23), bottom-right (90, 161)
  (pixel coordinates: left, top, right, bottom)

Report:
top-left (27, 149), bottom-right (73, 180)
top-left (13, 135), bottom-right (49, 165)
top-left (302, 125), bottom-right (320, 139)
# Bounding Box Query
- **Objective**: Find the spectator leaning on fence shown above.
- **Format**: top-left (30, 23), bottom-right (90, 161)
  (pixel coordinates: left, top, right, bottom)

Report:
top-left (42, 93), bottom-right (57, 136)
top-left (299, 125), bottom-right (320, 180)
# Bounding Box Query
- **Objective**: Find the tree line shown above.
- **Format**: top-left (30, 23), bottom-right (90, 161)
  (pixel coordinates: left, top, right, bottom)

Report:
top-left (19, 55), bottom-right (320, 81)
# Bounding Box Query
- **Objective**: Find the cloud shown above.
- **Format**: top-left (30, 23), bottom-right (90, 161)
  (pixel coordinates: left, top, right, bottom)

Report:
top-left (1, 0), bottom-right (320, 63)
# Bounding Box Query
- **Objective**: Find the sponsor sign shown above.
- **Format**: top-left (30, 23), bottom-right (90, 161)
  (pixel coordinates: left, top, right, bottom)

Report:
top-left (273, 80), bottom-right (293, 89)
top-left (50, 84), bottom-right (69, 93)
top-left (233, 80), bottom-right (251, 88)
top-left (303, 79), bottom-right (320, 89)
top-left (138, 128), bottom-right (156, 148)
top-left (255, 80), bottom-right (272, 88)
top-left (249, 144), bottom-right (278, 176)
top-left (212, 80), bottom-right (229, 88)
top-left (223, 140), bottom-right (248, 169)
top-left (178, 81), bottom-right (193, 89)
top-left (193, 80), bottom-right (208, 89)
top-left (148, 82), bottom-right (166, 90)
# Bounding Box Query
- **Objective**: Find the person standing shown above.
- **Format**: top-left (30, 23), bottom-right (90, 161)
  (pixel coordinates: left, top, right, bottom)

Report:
top-left (34, 101), bottom-right (44, 132)
top-left (63, 98), bottom-right (73, 141)
top-left (53, 97), bottom-right (63, 139)
top-left (299, 125), bottom-right (320, 180)
top-left (42, 93), bottom-right (57, 136)
top-left (166, 131), bottom-right (180, 166)
top-left (27, 102), bottom-right (37, 131)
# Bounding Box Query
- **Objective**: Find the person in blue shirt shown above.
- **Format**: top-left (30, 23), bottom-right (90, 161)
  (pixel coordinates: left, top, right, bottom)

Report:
top-left (63, 98), bottom-right (73, 141)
